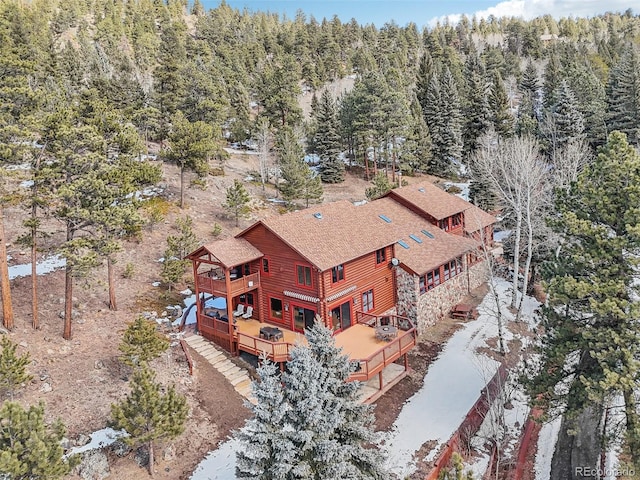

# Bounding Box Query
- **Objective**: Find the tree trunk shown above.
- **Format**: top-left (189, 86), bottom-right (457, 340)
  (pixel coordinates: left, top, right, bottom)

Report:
top-left (517, 192), bottom-right (534, 319)
top-left (623, 388), bottom-right (640, 466)
top-left (63, 264), bottom-right (73, 340)
top-left (179, 165), bottom-right (185, 208)
top-left (148, 441), bottom-right (154, 477)
top-left (0, 205), bottom-right (14, 330)
top-left (363, 146), bottom-right (370, 181)
top-left (31, 221), bottom-right (38, 329)
top-left (108, 256), bottom-right (117, 311)
top-left (391, 138), bottom-right (397, 184)
top-left (511, 209), bottom-right (522, 309)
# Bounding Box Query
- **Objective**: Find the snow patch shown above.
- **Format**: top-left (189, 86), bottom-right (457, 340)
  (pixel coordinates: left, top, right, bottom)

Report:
top-left (444, 182), bottom-right (470, 201)
top-left (190, 437), bottom-right (239, 480)
top-left (534, 416), bottom-right (562, 480)
top-left (8, 254), bottom-right (66, 280)
top-left (67, 428), bottom-right (127, 456)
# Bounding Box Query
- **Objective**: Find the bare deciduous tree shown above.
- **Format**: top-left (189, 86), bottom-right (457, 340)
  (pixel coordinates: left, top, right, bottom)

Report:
top-left (474, 133), bottom-right (549, 313)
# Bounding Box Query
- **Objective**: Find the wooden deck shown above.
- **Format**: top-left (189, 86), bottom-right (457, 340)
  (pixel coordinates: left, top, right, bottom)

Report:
top-left (233, 315), bottom-right (416, 385)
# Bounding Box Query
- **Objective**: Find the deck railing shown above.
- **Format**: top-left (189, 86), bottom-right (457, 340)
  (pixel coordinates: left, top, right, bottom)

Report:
top-left (236, 332), bottom-right (293, 363)
top-left (350, 312), bottom-right (417, 382)
top-left (198, 313), bottom-right (234, 352)
top-left (196, 272), bottom-right (260, 296)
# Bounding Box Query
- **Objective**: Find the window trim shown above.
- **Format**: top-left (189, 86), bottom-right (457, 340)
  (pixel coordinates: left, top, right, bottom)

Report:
top-left (362, 288), bottom-right (374, 313)
top-left (375, 247), bottom-right (387, 267)
top-left (268, 296), bottom-right (284, 322)
top-left (291, 302), bottom-right (317, 333)
top-left (329, 298), bottom-right (353, 333)
top-left (295, 263), bottom-right (314, 289)
top-left (331, 264), bottom-right (345, 284)
top-left (261, 256), bottom-right (271, 276)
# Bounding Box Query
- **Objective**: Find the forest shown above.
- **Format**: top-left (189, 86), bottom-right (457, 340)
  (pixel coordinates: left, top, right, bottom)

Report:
top-left (1, 0), bottom-right (640, 478)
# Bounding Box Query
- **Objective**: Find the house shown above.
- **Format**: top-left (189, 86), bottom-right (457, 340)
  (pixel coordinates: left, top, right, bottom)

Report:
top-left (187, 181), bottom-right (496, 394)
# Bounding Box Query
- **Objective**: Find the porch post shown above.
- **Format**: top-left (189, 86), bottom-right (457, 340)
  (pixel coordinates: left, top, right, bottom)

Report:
top-left (191, 259), bottom-right (201, 333)
top-left (378, 371), bottom-right (383, 390)
top-left (224, 268), bottom-right (235, 354)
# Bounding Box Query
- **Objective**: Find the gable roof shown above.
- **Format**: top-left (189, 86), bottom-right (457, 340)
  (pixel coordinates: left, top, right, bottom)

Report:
top-left (186, 237), bottom-right (263, 269)
top-left (239, 197), bottom-right (477, 275)
top-left (386, 181), bottom-right (470, 220)
top-left (385, 181), bottom-right (496, 234)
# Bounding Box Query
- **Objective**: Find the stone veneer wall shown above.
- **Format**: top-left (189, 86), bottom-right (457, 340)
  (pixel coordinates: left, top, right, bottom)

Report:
top-left (396, 259), bottom-right (490, 335)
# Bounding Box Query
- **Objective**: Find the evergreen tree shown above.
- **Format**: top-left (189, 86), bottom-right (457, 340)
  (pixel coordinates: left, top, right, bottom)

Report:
top-left (236, 323), bottom-right (385, 479)
top-left (542, 50), bottom-right (562, 111)
top-left (314, 90), bottom-right (344, 184)
top-left (163, 111), bottom-right (218, 209)
top-left (0, 335), bottom-right (32, 400)
top-left (545, 80), bottom-right (586, 150)
top-left (488, 70), bottom-right (514, 137)
top-left (111, 366), bottom-right (188, 477)
top-left (0, 401), bottom-right (77, 479)
top-left (528, 131), bottom-right (640, 469)
top-left (223, 179), bottom-right (251, 227)
top-left (235, 357), bottom-right (295, 479)
top-left (277, 127), bottom-right (322, 207)
top-left (257, 53), bottom-right (302, 127)
top-left (119, 317), bottom-right (170, 368)
top-left (161, 216), bottom-right (197, 291)
top-left (423, 68), bottom-right (463, 176)
top-left (606, 44), bottom-right (640, 146)
top-left (365, 172), bottom-right (394, 201)
top-left (462, 54), bottom-right (490, 157)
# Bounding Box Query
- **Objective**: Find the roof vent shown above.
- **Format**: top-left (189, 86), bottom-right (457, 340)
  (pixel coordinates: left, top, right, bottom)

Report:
top-left (418, 187), bottom-right (425, 192)
top-left (398, 240), bottom-right (410, 249)
top-left (421, 229), bottom-right (435, 239)
top-left (313, 212), bottom-right (323, 220)
top-left (409, 234), bottom-right (423, 244)
top-left (379, 214), bottom-right (392, 223)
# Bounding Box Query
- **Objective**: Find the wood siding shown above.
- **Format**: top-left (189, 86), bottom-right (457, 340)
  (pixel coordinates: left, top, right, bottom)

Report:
top-left (320, 247), bottom-right (395, 329)
top-left (241, 224), bottom-right (321, 330)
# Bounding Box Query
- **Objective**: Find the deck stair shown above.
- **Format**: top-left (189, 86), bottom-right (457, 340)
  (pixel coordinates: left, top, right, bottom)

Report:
top-left (184, 334), bottom-right (255, 403)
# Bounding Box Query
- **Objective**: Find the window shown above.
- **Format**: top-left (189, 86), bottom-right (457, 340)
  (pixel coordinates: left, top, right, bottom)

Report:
top-left (296, 264), bottom-right (312, 287)
top-left (331, 264), bottom-right (345, 283)
top-left (444, 261), bottom-right (451, 281)
top-left (420, 269), bottom-right (441, 293)
top-left (293, 306), bottom-right (316, 332)
top-left (331, 301), bottom-right (352, 332)
top-left (376, 248), bottom-right (386, 265)
top-left (439, 218), bottom-right (450, 231)
top-left (269, 297), bottom-right (283, 320)
top-left (262, 258), bottom-right (270, 275)
top-left (239, 293), bottom-right (254, 306)
top-left (452, 214), bottom-right (462, 227)
top-left (362, 289), bottom-right (374, 312)
top-left (243, 263), bottom-right (251, 275)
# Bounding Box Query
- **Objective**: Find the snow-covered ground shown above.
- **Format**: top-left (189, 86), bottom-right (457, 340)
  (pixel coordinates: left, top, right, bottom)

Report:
top-left (188, 278), bottom-right (540, 479)
top-left (534, 416), bottom-right (562, 480)
top-left (66, 428), bottom-right (126, 457)
top-left (8, 254), bottom-right (66, 280)
top-left (444, 181), bottom-right (470, 201)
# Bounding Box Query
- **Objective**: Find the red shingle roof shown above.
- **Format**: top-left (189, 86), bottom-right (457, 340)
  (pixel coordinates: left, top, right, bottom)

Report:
top-left (188, 237), bottom-right (263, 269)
top-left (387, 181), bottom-right (470, 220)
top-left (252, 197), bottom-right (477, 275)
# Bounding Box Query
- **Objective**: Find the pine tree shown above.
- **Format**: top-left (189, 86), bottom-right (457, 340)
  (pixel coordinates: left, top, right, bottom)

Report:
top-left (606, 44), bottom-right (640, 146)
top-left (314, 90), bottom-right (344, 184)
top-left (546, 80), bottom-right (586, 149)
top-left (424, 68), bottom-right (463, 176)
top-left (161, 216), bottom-right (197, 291)
top-left (282, 323), bottom-right (386, 479)
top-left (488, 70), bottom-right (514, 137)
top-left (223, 179), bottom-right (251, 227)
top-left (0, 401), bottom-right (78, 479)
top-left (235, 357), bottom-right (295, 479)
top-left (236, 323), bottom-right (385, 479)
top-left (277, 127), bottom-right (323, 207)
top-left (365, 172), bottom-right (394, 201)
top-left (119, 317), bottom-right (170, 368)
top-left (462, 54), bottom-right (490, 157)
top-left (0, 335), bottom-right (32, 400)
top-left (111, 366), bottom-right (188, 477)
top-left (163, 111), bottom-right (218, 209)
top-left (528, 131), bottom-right (640, 469)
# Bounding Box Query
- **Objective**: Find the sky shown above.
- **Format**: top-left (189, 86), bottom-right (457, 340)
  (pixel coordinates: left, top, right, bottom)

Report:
top-left (200, 1), bottom-right (637, 28)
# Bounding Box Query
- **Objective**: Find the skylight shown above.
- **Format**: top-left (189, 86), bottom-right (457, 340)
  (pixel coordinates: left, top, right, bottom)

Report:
top-left (418, 187), bottom-right (425, 192)
top-left (313, 212), bottom-right (323, 219)
top-left (379, 214), bottom-right (392, 223)
top-left (398, 240), bottom-right (410, 249)
top-left (409, 234), bottom-right (423, 243)
top-left (421, 229), bottom-right (435, 239)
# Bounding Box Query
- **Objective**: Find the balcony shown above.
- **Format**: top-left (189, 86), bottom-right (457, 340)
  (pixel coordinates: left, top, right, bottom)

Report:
top-left (196, 272), bottom-right (260, 297)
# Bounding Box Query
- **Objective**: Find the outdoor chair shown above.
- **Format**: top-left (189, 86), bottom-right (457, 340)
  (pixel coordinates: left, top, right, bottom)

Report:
top-left (232, 304), bottom-right (245, 317)
top-left (242, 306), bottom-right (254, 319)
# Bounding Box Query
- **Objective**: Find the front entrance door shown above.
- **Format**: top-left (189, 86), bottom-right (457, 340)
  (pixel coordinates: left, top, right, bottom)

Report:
top-left (331, 301), bottom-right (352, 332)
top-left (293, 305), bottom-right (316, 332)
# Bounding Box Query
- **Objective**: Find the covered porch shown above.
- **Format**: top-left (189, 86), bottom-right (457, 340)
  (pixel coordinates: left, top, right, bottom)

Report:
top-left (187, 238), bottom-right (264, 352)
